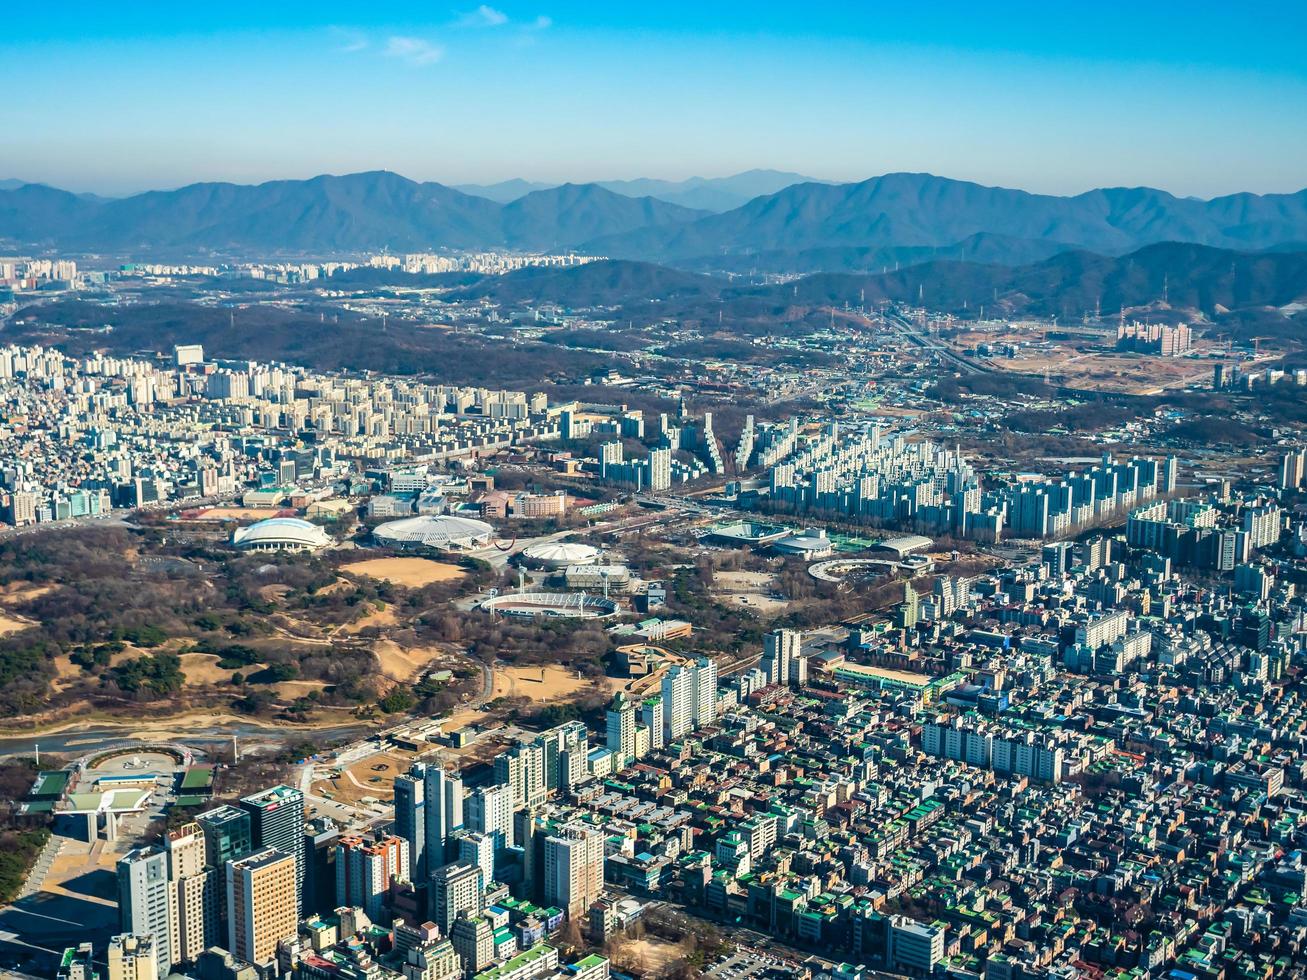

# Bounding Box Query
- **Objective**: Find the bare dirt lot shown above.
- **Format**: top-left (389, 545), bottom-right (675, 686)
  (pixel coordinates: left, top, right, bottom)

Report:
top-left (340, 557), bottom-right (467, 588)
top-left (179, 652), bottom-right (243, 686)
top-left (611, 936), bottom-right (691, 978)
top-left (185, 506), bottom-right (298, 521)
top-left (339, 601), bottom-right (400, 633)
top-left (712, 569), bottom-right (790, 614)
top-left (491, 664), bottom-right (609, 701)
top-left (371, 640), bottom-right (448, 684)
top-left (0, 610), bottom-right (35, 636)
top-left (313, 747), bottom-right (417, 805)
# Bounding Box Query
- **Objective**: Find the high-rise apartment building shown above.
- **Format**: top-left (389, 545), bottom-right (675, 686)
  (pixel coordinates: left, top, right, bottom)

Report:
top-left (605, 693), bottom-right (636, 769)
top-left (660, 665), bottom-right (693, 742)
top-left (225, 848), bottom-right (299, 967)
top-left (457, 831), bottom-right (496, 890)
top-left (336, 834), bottom-right (409, 921)
top-left (647, 447), bottom-right (672, 492)
top-left (466, 783), bottom-right (515, 855)
top-left (422, 766), bottom-right (464, 869)
top-left (536, 721), bottom-right (589, 791)
top-left (116, 846), bottom-right (175, 978)
top-left (494, 740), bottom-right (546, 810)
top-left (450, 913), bottom-right (495, 975)
top-left (639, 697), bottom-right (664, 752)
top-left (691, 655), bottom-right (718, 729)
top-left (543, 824), bottom-right (605, 920)
top-left (427, 860), bottom-right (484, 936)
top-left (762, 629), bottom-right (802, 686)
top-left (165, 823), bottom-right (220, 966)
top-left (400, 936), bottom-right (462, 980)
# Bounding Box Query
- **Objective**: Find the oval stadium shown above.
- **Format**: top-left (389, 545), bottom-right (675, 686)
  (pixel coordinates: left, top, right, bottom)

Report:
top-left (480, 591), bottom-right (619, 619)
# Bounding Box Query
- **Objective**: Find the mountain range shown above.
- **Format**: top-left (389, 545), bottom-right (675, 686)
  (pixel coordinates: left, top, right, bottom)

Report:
top-left (0, 173), bottom-right (704, 254)
top-left (454, 169), bottom-right (822, 211)
top-left (3, 170), bottom-right (1307, 271)
top-left (445, 244), bottom-right (1307, 329)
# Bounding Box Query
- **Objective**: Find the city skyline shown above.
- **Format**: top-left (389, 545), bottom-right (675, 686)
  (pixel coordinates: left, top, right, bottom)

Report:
top-left (3, 2), bottom-right (1306, 197)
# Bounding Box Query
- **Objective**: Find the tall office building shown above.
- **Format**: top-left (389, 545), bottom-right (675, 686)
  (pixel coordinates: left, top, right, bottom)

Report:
top-left (691, 655), bottom-right (718, 729)
top-left (606, 693), bottom-right (636, 768)
top-left (762, 629), bottom-right (802, 686)
top-left (106, 935), bottom-right (159, 980)
top-left (226, 848), bottom-right (299, 968)
top-left (466, 783), bottom-right (515, 854)
top-left (427, 860), bottom-right (484, 936)
top-left (304, 816), bottom-right (341, 918)
top-left (422, 766), bottom-right (464, 868)
top-left (336, 835), bottom-right (409, 922)
top-left (194, 805), bottom-right (251, 867)
top-left (165, 823), bottom-right (220, 966)
top-left (239, 785), bottom-right (305, 917)
top-left (116, 846), bottom-right (175, 979)
top-left (543, 824), bottom-right (605, 920)
top-left (394, 766), bottom-right (427, 883)
top-left (661, 665), bottom-right (693, 743)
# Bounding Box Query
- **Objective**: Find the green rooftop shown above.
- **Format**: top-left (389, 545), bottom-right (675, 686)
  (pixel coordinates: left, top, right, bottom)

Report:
top-left (474, 944), bottom-right (557, 980)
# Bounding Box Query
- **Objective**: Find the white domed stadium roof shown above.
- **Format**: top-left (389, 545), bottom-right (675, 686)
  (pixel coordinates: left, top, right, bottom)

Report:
top-left (373, 514), bottom-right (495, 550)
top-left (521, 541), bottom-right (599, 569)
top-left (232, 517), bottom-right (332, 551)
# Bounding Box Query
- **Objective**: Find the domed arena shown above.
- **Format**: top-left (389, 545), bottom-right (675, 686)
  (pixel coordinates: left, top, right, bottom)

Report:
top-left (231, 517), bottom-right (332, 553)
top-left (520, 541), bottom-right (599, 570)
top-left (372, 514), bottom-right (495, 552)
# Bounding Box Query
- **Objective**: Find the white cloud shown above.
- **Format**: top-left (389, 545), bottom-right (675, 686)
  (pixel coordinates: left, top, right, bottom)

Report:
top-left (384, 36), bottom-right (445, 66)
top-left (459, 5), bottom-right (509, 27)
top-left (330, 27), bottom-right (370, 54)
top-left (530, 15), bottom-right (552, 29)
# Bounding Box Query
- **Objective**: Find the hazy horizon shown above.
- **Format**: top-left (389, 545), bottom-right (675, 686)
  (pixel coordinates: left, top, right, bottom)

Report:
top-left (4, 168), bottom-right (1307, 203)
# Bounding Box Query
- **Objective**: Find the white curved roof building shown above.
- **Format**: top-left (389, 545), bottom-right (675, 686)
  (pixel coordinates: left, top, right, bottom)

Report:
top-left (232, 517), bottom-right (332, 553)
top-left (373, 515), bottom-right (495, 552)
top-left (520, 541), bottom-right (599, 570)
top-left (771, 528), bottom-right (835, 559)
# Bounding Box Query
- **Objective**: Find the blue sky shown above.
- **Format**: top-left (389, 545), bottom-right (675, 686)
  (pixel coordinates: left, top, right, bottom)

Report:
top-left (3, 1), bottom-right (1305, 197)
